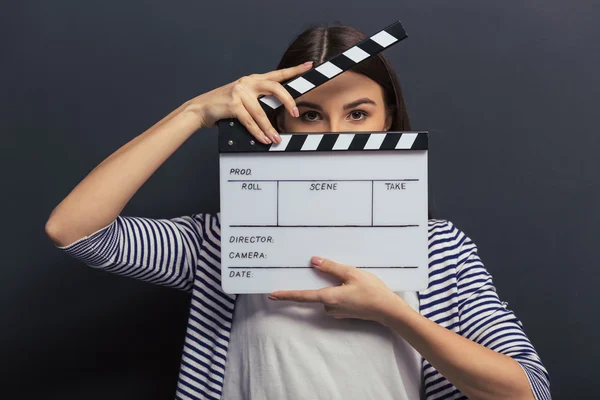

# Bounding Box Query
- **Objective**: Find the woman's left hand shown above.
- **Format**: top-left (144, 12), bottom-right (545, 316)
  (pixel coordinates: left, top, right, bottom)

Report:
top-left (269, 256), bottom-right (410, 325)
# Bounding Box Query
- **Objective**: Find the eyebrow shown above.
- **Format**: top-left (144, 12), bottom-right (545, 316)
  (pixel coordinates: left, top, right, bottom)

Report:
top-left (295, 97), bottom-right (378, 111)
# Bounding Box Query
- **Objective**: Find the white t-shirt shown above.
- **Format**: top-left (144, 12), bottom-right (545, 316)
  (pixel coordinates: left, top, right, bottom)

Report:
top-left (221, 291), bottom-right (422, 400)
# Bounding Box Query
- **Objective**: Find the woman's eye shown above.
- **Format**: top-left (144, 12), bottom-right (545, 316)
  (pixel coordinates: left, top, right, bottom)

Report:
top-left (300, 110), bottom-right (368, 122)
top-left (349, 110), bottom-right (368, 121)
top-left (302, 111), bottom-right (321, 121)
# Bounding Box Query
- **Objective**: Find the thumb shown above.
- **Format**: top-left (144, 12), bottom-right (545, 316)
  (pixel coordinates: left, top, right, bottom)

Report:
top-left (311, 257), bottom-right (352, 281)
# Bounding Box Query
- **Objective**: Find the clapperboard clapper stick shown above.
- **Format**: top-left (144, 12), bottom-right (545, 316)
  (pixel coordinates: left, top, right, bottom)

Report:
top-left (217, 20), bottom-right (430, 294)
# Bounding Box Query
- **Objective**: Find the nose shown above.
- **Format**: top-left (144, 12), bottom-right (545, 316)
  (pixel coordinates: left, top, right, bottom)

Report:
top-left (328, 120), bottom-right (342, 133)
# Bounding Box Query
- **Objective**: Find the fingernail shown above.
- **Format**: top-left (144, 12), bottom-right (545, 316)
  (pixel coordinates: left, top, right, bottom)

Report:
top-left (268, 294), bottom-right (278, 300)
top-left (273, 133), bottom-right (281, 142)
top-left (303, 61), bottom-right (313, 67)
top-left (264, 135), bottom-right (272, 144)
top-left (293, 107), bottom-right (299, 118)
top-left (311, 256), bottom-right (323, 266)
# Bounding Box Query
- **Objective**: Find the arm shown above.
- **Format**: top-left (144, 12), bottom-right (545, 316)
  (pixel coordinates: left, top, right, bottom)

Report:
top-left (383, 291), bottom-right (546, 399)
top-left (55, 213), bottom-right (218, 292)
top-left (45, 102), bottom-right (201, 247)
top-left (385, 225), bottom-right (550, 400)
top-left (44, 102), bottom-right (206, 291)
top-left (270, 227), bottom-right (550, 400)
top-left (45, 62), bottom-right (310, 247)
top-left (45, 64), bottom-right (312, 286)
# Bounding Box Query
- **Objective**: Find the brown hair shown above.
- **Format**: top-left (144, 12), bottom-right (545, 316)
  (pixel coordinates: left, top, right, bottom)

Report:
top-left (270, 24), bottom-right (411, 132)
top-left (270, 24), bottom-right (434, 218)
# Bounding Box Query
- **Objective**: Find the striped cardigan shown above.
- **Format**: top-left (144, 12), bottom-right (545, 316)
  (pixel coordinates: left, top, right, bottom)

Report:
top-left (57, 215), bottom-right (551, 399)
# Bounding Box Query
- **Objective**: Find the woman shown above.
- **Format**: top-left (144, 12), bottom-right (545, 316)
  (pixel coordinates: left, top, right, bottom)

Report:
top-left (45, 24), bottom-right (550, 400)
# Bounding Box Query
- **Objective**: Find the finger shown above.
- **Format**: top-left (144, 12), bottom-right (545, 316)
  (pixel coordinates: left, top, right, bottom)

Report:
top-left (240, 90), bottom-right (281, 143)
top-left (269, 289), bottom-right (322, 303)
top-left (232, 103), bottom-right (271, 144)
top-left (311, 257), bottom-right (353, 281)
top-left (261, 61), bottom-right (314, 83)
top-left (256, 80), bottom-right (298, 119)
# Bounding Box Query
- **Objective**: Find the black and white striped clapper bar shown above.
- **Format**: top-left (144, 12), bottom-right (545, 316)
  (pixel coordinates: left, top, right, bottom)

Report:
top-left (217, 21), bottom-right (429, 294)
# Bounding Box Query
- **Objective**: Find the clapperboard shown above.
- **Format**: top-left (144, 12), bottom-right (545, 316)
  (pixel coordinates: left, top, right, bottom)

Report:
top-left (217, 21), bottom-right (429, 294)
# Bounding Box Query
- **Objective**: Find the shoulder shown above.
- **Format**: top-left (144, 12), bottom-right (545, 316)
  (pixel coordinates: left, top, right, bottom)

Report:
top-left (174, 212), bottom-right (221, 239)
top-left (428, 218), bottom-right (463, 243)
top-left (428, 219), bottom-right (473, 244)
top-left (427, 219), bottom-right (479, 264)
top-left (182, 212), bottom-right (220, 224)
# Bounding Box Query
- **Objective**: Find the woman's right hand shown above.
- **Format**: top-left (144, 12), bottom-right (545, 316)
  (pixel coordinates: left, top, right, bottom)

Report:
top-left (186, 61), bottom-right (314, 144)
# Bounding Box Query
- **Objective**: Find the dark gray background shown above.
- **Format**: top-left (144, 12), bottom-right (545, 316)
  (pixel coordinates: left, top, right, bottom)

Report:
top-left (3, 0), bottom-right (598, 398)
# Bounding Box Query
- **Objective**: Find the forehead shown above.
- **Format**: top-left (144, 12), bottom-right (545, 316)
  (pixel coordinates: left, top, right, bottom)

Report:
top-left (296, 71), bottom-right (385, 105)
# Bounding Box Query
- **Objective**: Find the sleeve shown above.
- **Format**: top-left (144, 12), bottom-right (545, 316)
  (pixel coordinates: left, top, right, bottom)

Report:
top-left (56, 213), bottom-right (218, 293)
top-left (451, 222), bottom-right (551, 400)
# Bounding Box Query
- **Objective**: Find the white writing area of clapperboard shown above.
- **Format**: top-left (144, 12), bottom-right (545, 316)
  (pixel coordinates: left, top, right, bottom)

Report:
top-left (218, 21), bottom-right (429, 294)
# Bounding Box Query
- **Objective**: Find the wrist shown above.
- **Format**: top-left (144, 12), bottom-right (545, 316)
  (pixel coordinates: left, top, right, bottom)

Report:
top-left (378, 293), bottom-right (415, 328)
top-left (181, 97), bottom-right (207, 129)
